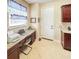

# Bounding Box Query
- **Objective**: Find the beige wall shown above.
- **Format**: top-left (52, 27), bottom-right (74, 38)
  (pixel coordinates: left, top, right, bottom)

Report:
top-left (30, 3), bottom-right (40, 40)
top-left (8, 0), bottom-right (30, 32)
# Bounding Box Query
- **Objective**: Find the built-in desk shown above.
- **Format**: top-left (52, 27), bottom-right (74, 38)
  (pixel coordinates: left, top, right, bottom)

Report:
top-left (7, 30), bottom-right (36, 59)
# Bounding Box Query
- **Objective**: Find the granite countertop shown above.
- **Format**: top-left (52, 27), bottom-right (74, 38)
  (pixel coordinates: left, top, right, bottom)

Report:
top-left (7, 30), bottom-right (35, 50)
top-left (61, 29), bottom-right (71, 33)
top-left (61, 24), bottom-right (71, 33)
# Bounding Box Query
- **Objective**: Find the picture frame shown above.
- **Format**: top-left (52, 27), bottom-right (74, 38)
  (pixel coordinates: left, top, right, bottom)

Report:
top-left (30, 17), bottom-right (36, 23)
top-left (38, 17), bottom-right (40, 23)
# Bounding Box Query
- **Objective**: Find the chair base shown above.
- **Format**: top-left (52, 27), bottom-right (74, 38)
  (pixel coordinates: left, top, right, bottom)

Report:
top-left (19, 45), bottom-right (32, 55)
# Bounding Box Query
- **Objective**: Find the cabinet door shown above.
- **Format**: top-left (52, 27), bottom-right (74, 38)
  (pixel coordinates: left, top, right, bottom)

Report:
top-left (64, 33), bottom-right (71, 50)
top-left (62, 4), bottom-right (71, 22)
top-left (8, 49), bottom-right (19, 59)
top-left (32, 31), bottom-right (36, 42)
top-left (29, 31), bottom-right (36, 45)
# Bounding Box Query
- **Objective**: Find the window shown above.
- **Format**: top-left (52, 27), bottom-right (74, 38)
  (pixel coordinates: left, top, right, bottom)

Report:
top-left (8, 0), bottom-right (28, 26)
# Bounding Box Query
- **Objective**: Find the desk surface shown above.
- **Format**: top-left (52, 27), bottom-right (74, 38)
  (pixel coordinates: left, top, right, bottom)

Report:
top-left (7, 30), bottom-right (35, 50)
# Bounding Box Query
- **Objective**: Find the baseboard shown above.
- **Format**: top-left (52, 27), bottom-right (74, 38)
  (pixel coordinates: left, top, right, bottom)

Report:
top-left (41, 37), bottom-right (53, 41)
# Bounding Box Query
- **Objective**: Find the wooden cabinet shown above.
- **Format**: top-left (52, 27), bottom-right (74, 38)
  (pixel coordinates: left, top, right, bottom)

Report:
top-left (29, 31), bottom-right (36, 45)
top-left (8, 49), bottom-right (19, 59)
top-left (61, 4), bottom-right (71, 22)
top-left (8, 44), bottom-right (19, 59)
top-left (61, 32), bottom-right (71, 50)
top-left (7, 31), bottom-right (36, 59)
top-left (31, 31), bottom-right (36, 44)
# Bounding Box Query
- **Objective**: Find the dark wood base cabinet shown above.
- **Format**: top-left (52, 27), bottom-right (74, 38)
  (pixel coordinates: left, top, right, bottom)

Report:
top-left (8, 49), bottom-right (19, 59)
top-left (30, 31), bottom-right (36, 45)
top-left (8, 44), bottom-right (19, 59)
top-left (61, 31), bottom-right (71, 50)
top-left (7, 31), bottom-right (36, 59)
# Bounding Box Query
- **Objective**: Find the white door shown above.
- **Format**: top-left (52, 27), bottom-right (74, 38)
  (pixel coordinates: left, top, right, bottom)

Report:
top-left (40, 7), bottom-right (54, 40)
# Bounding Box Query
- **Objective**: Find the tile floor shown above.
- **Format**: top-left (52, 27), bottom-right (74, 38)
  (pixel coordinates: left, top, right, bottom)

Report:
top-left (20, 39), bottom-right (71, 59)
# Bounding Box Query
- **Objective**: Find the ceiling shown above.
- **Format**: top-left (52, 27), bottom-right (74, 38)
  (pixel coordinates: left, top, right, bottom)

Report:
top-left (25, 0), bottom-right (56, 3)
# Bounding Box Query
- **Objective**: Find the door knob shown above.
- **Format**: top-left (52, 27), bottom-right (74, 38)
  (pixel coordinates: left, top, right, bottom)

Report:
top-left (51, 25), bottom-right (53, 29)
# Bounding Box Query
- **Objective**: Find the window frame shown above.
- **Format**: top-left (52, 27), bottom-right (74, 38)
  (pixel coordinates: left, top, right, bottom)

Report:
top-left (8, 0), bottom-right (28, 27)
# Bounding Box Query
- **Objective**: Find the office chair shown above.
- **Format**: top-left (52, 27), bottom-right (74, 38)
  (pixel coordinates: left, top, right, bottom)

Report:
top-left (19, 38), bottom-right (32, 55)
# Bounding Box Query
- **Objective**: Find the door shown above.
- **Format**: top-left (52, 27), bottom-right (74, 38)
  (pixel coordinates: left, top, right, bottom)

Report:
top-left (40, 6), bottom-right (54, 40)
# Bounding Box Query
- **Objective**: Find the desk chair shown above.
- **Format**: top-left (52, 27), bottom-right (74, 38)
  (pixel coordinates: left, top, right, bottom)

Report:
top-left (19, 38), bottom-right (32, 55)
